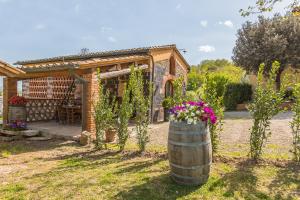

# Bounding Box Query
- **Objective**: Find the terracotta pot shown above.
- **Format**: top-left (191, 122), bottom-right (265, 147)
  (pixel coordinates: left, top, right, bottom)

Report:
top-left (236, 103), bottom-right (247, 111)
top-left (164, 109), bottom-right (170, 122)
top-left (8, 105), bottom-right (27, 122)
top-left (105, 128), bottom-right (117, 142)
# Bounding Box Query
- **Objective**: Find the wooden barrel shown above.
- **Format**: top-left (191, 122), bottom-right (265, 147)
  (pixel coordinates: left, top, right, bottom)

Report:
top-left (168, 121), bottom-right (212, 186)
top-left (8, 105), bottom-right (27, 122)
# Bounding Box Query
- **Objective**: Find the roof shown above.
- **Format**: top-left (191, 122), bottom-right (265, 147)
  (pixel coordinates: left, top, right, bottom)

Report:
top-left (19, 55), bottom-right (149, 72)
top-left (15, 44), bottom-right (180, 65)
top-left (0, 60), bottom-right (25, 77)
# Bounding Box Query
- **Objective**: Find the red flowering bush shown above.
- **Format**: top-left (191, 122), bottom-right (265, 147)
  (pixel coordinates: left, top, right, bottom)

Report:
top-left (8, 95), bottom-right (27, 106)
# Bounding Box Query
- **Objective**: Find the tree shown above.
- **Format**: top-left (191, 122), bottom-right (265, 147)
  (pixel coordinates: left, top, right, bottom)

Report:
top-left (232, 14), bottom-right (300, 89)
top-left (187, 59), bottom-right (245, 91)
top-left (240, 0), bottom-right (299, 16)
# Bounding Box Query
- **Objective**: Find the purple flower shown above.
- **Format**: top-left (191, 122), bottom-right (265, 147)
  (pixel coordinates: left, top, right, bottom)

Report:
top-left (204, 106), bottom-right (213, 114)
top-left (196, 101), bottom-right (204, 107)
top-left (210, 115), bottom-right (217, 124)
top-left (187, 101), bottom-right (197, 106)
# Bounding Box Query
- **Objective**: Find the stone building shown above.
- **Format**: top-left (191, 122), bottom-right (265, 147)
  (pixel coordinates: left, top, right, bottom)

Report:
top-left (1, 44), bottom-right (189, 135)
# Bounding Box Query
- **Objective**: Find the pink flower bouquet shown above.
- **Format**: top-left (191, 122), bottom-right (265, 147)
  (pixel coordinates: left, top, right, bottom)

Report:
top-left (169, 101), bottom-right (217, 125)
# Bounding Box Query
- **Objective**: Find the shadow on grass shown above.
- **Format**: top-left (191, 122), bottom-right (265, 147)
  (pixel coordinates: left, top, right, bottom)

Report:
top-left (268, 162), bottom-right (300, 199)
top-left (114, 173), bottom-right (199, 200)
top-left (23, 154), bottom-right (168, 199)
top-left (0, 139), bottom-right (80, 157)
top-left (209, 159), bottom-right (271, 199)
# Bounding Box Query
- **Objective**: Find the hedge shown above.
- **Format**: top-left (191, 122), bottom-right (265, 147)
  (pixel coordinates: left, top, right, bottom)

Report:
top-left (224, 83), bottom-right (253, 110)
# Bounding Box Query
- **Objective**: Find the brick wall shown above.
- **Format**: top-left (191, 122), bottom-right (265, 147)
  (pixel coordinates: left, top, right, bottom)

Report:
top-left (83, 71), bottom-right (98, 134)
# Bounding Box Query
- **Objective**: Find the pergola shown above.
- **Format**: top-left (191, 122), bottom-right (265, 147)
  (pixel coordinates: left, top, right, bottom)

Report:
top-left (1, 55), bottom-right (150, 134)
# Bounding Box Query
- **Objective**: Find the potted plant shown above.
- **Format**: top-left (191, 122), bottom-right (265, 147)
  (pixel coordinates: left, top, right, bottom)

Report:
top-left (105, 125), bottom-right (117, 143)
top-left (162, 97), bottom-right (173, 122)
top-left (168, 101), bottom-right (216, 186)
top-left (8, 96), bottom-right (27, 129)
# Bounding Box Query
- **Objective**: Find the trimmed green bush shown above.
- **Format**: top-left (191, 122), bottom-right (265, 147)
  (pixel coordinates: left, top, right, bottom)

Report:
top-left (224, 83), bottom-right (253, 110)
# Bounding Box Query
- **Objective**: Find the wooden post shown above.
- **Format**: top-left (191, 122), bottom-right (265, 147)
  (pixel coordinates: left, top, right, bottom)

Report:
top-left (3, 77), bottom-right (18, 125)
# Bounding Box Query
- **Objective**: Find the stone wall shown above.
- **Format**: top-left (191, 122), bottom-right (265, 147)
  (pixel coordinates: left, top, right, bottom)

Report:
top-left (152, 60), bottom-right (169, 122)
top-left (152, 58), bottom-right (187, 122)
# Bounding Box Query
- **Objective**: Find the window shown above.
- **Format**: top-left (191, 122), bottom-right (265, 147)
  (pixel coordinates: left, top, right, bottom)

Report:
top-left (169, 56), bottom-right (176, 75)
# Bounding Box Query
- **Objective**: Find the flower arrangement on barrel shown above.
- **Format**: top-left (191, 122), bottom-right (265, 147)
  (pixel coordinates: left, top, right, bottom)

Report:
top-left (7, 95), bottom-right (27, 130)
top-left (168, 101), bottom-right (216, 186)
top-left (169, 101), bottom-right (217, 125)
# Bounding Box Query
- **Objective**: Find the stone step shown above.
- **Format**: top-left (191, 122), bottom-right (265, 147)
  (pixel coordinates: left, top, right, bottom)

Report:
top-left (0, 136), bottom-right (21, 142)
top-left (26, 136), bottom-right (53, 141)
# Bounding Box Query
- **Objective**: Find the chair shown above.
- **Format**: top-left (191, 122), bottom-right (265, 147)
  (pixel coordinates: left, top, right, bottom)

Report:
top-left (57, 106), bottom-right (67, 124)
top-left (66, 106), bottom-right (81, 124)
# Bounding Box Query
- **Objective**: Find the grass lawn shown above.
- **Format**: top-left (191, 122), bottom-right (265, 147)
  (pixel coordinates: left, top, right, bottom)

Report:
top-left (0, 140), bottom-right (299, 200)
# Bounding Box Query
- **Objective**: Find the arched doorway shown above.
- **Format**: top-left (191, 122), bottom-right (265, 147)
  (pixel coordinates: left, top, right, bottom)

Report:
top-left (165, 80), bottom-right (173, 98)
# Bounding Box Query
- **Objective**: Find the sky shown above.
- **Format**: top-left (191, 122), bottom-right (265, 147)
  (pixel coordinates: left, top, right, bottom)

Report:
top-left (0, 0), bottom-right (290, 66)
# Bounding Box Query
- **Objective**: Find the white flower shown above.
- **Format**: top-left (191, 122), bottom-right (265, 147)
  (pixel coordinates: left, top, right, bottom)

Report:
top-left (187, 118), bottom-right (193, 124)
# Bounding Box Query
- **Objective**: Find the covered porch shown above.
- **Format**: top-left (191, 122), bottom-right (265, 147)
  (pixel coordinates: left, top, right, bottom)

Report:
top-left (1, 56), bottom-right (150, 139)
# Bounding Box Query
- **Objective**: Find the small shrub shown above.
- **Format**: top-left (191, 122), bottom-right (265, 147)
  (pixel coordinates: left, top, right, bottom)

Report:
top-left (198, 74), bottom-right (225, 155)
top-left (209, 75), bottom-right (230, 98)
top-left (248, 61), bottom-right (284, 161)
top-left (129, 66), bottom-right (152, 152)
top-left (284, 87), bottom-right (295, 102)
top-left (291, 84), bottom-right (300, 162)
top-left (224, 83), bottom-right (253, 110)
top-left (116, 85), bottom-right (133, 151)
top-left (185, 91), bottom-right (199, 102)
top-left (162, 97), bottom-right (173, 110)
top-left (94, 69), bottom-right (116, 149)
top-left (173, 76), bottom-right (185, 105)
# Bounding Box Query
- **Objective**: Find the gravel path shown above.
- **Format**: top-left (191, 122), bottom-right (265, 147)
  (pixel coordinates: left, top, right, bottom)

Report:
top-left (147, 111), bottom-right (293, 148)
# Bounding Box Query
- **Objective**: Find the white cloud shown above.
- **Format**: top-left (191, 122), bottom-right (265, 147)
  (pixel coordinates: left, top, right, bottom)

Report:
top-left (35, 24), bottom-right (46, 30)
top-left (200, 20), bottom-right (208, 27)
top-left (219, 20), bottom-right (234, 28)
top-left (108, 36), bottom-right (117, 43)
top-left (101, 26), bottom-right (112, 33)
top-left (175, 3), bottom-right (182, 10)
top-left (198, 45), bottom-right (215, 53)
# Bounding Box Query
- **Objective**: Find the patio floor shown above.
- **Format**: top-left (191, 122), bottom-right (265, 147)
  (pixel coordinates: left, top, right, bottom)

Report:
top-left (28, 121), bottom-right (82, 141)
